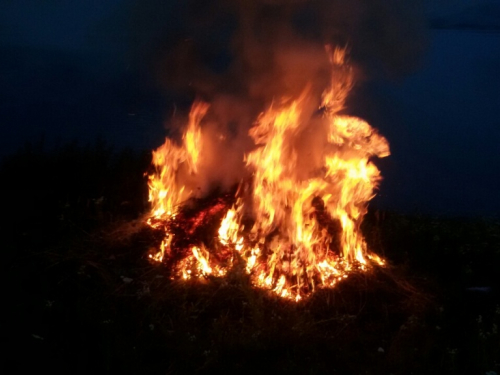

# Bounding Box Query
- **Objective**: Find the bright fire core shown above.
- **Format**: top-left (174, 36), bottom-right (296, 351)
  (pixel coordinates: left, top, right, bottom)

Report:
top-left (146, 47), bottom-right (390, 301)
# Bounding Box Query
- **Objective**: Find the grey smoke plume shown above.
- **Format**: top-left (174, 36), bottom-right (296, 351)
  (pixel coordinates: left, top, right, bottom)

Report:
top-left (121, 0), bottom-right (427, 96)
top-left (111, 0), bottom-right (427, 192)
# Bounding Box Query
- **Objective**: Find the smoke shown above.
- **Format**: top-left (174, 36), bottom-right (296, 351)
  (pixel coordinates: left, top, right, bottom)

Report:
top-left (122, 0), bottom-right (427, 94)
top-left (115, 0), bottom-right (427, 192)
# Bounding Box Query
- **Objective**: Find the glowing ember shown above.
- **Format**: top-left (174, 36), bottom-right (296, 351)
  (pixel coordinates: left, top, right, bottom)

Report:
top-left (146, 46), bottom-right (389, 301)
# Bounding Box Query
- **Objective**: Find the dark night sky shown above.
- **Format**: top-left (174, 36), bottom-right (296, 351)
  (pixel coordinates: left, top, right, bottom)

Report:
top-left (1, 0), bottom-right (499, 217)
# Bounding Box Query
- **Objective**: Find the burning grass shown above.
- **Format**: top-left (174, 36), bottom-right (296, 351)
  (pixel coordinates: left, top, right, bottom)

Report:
top-left (3, 144), bottom-right (499, 374)
top-left (31, 222), bottom-right (436, 374)
top-left (146, 47), bottom-right (390, 301)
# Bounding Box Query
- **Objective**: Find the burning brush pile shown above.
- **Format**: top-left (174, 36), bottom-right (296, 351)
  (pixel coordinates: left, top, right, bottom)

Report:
top-left (146, 46), bottom-right (389, 301)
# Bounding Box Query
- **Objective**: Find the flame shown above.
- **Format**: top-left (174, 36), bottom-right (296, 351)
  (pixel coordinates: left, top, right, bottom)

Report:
top-left (184, 101), bottom-right (209, 174)
top-left (147, 100), bottom-right (209, 261)
top-left (146, 46), bottom-right (390, 300)
top-left (218, 206), bottom-right (244, 251)
top-left (148, 100), bottom-right (208, 220)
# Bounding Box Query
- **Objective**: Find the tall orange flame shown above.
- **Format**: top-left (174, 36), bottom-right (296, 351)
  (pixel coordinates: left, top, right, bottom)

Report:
top-left (146, 46), bottom-right (389, 300)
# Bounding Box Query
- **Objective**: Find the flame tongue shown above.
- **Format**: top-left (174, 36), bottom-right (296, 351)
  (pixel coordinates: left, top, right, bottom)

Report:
top-left (146, 46), bottom-right (389, 300)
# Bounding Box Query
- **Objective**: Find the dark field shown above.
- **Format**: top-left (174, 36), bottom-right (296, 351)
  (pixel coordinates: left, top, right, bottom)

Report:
top-left (2, 142), bottom-right (499, 375)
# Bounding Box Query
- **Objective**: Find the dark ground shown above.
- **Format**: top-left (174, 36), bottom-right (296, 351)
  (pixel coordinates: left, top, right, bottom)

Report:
top-left (2, 141), bottom-right (499, 375)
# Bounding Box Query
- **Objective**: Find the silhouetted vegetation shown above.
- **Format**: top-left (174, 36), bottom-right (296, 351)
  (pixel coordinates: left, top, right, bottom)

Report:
top-left (1, 139), bottom-right (151, 230)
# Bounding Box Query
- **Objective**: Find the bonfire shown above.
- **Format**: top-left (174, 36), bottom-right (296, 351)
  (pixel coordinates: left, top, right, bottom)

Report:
top-left (146, 46), bottom-right (390, 301)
